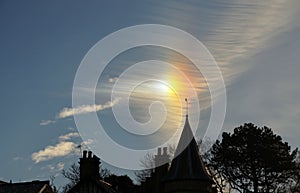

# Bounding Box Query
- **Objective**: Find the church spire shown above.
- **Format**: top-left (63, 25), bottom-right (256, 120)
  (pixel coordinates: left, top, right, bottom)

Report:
top-left (185, 98), bottom-right (188, 117)
top-left (163, 99), bottom-right (213, 182)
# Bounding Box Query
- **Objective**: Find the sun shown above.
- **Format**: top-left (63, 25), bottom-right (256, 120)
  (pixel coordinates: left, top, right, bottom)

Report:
top-left (153, 81), bottom-right (172, 93)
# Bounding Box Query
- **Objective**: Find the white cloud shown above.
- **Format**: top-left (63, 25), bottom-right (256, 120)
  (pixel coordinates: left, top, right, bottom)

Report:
top-left (57, 98), bottom-right (119, 119)
top-left (13, 156), bottom-right (24, 161)
top-left (40, 99), bottom-right (119, 126)
top-left (59, 132), bottom-right (80, 141)
top-left (40, 120), bottom-right (56, 126)
top-left (57, 162), bottom-right (65, 171)
top-left (41, 163), bottom-right (65, 172)
top-left (108, 77), bottom-right (118, 83)
top-left (67, 127), bottom-right (75, 131)
top-left (32, 141), bottom-right (76, 163)
top-left (47, 164), bottom-right (55, 171)
top-left (32, 131), bottom-right (83, 163)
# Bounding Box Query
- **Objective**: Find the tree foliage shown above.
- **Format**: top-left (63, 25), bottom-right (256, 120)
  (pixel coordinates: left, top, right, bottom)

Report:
top-left (209, 123), bottom-right (298, 193)
top-left (61, 163), bottom-right (80, 193)
top-left (201, 139), bottom-right (232, 193)
top-left (135, 153), bottom-right (155, 184)
top-left (104, 174), bottom-right (135, 193)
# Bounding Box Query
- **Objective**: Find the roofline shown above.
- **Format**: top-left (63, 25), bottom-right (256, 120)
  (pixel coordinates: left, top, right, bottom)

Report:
top-left (162, 177), bottom-right (214, 183)
top-left (0, 180), bottom-right (50, 186)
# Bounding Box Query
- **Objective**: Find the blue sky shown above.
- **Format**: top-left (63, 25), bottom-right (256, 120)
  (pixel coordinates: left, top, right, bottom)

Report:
top-left (0, 0), bottom-right (300, 189)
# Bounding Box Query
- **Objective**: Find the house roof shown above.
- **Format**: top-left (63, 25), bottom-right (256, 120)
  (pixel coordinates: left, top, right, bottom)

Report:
top-left (67, 178), bottom-right (117, 193)
top-left (0, 180), bottom-right (53, 193)
top-left (0, 180), bottom-right (6, 185)
top-left (163, 115), bottom-right (213, 182)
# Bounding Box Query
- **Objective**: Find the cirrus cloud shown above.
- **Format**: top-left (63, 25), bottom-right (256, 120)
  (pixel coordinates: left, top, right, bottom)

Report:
top-left (57, 98), bottom-right (119, 119)
top-left (40, 119), bottom-right (56, 126)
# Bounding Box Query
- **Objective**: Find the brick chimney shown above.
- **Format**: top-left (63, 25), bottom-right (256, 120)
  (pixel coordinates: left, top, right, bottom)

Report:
top-left (154, 147), bottom-right (170, 174)
top-left (79, 150), bottom-right (100, 180)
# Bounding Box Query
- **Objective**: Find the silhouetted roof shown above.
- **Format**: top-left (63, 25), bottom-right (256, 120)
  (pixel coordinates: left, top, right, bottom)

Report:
top-left (67, 179), bottom-right (117, 193)
top-left (163, 115), bottom-right (213, 182)
top-left (0, 180), bottom-right (6, 185)
top-left (0, 180), bottom-right (53, 193)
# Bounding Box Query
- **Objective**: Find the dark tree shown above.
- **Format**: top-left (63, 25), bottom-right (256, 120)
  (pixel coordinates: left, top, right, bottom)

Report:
top-left (61, 163), bottom-right (80, 193)
top-left (104, 174), bottom-right (136, 193)
top-left (279, 150), bottom-right (300, 193)
top-left (201, 139), bottom-right (231, 193)
top-left (210, 123), bottom-right (298, 193)
top-left (135, 153), bottom-right (155, 184)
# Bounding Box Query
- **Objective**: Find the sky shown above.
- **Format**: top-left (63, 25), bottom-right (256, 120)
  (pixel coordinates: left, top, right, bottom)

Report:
top-left (1, 0), bottom-right (300, 189)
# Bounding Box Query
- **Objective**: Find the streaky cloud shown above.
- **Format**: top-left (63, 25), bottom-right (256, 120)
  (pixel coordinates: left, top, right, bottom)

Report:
top-left (59, 132), bottom-right (80, 141)
top-left (57, 98), bottom-right (119, 119)
top-left (40, 119), bottom-right (56, 126)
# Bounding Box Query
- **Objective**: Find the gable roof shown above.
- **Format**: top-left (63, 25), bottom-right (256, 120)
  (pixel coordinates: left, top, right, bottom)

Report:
top-left (163, 115), bottom-right (213, 182)
top-left (0, 180), bottom-right (53, 193)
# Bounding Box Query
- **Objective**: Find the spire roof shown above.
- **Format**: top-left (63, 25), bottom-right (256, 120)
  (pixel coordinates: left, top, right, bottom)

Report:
top-left (163, 115), bottom-right (213, 182)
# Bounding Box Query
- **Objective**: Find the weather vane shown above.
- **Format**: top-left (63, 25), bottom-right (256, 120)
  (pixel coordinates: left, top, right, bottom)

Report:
top-left (185, 98), bottom-right (188, 116)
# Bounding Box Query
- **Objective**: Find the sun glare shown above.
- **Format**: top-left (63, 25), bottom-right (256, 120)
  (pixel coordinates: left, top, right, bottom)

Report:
top-left (154, 81), bottom-right (171, 93)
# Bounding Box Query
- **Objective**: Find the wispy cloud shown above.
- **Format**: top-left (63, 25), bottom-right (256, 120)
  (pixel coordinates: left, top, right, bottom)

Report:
top-left (202, 0), bottom-right (297, 83)
top-left (57, 98), bottom-right (119, 119)
top-left (59, 132), bottom-right (80, 141)
top-left (108, 77), bottom-right (118, 83)
top-left (31, 132), bottom-right (81, 163)
top-left (40, 119), bottom-right (56, 126)
top-left (13, 156), bottom-right (24, 161)
top-left (57, 162), bottom-right (65, 171)
top-left (150, 0), bottom-right (299, 85)
top-left (67, 127), bottom-right (76, 131)
top-left (41, 162), bottom-right (65, 172)
top-left (39, 99), bottom-right (118, 126)
top-left (32, 141), bottom-right (76, 163)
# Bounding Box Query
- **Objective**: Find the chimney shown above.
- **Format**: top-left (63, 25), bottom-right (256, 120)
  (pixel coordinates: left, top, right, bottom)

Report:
top-left (153, 147), bottom-right (170, 193)
top-left (163, 147), bottom-right (167, 155)
top-left (79, 150), bottom-right (100, 180)
top-left (83, 150), bottom-right (87, 158)
top-left (157, 147), bottom-right (162, 156)
top-left (154, 146), bottom-right (170, 169)
top-left (88, 151), bottom-right (92, 158)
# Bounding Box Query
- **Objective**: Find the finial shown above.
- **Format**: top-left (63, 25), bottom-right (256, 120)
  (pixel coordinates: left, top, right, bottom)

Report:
top-left (185, 98), bottom-right (188, 117)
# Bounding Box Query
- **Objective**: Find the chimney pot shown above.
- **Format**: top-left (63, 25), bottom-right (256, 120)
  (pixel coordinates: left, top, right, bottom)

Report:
top-left (88, 151), bottom-right (92, 158)
top-left (157, 147), bottom-right (162, 155)
top-left (83, 150), bottom-right (87, 158)
top-left (163, 147), bottom-right (167, 155)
